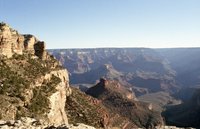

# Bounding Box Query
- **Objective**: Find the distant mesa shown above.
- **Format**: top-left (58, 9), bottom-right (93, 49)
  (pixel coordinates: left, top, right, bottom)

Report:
top-left (86, 78), bottom-right (163, 128)
top-left (50, 48), bottom-right (179, 94)
top-left (99, 77), bottom-right (107, 85)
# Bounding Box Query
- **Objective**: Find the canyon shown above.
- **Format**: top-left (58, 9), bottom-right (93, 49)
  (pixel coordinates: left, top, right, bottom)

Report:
top-left (0, 22), bottom-right (199, 129)
top-left (49, 47), bottom-right (200, 128)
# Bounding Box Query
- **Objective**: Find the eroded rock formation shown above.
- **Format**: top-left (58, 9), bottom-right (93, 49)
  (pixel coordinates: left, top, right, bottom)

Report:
top-left (0, 22), bottom-right (71, 126)
top-left (0, 22), bottom-right (46, 59)
top-left (86, 78), bottom-right (163, 128)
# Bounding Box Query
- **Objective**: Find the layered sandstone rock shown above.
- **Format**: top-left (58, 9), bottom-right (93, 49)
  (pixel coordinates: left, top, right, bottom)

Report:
top-left (0, 22), bottom-right (46, 59)
top-left (45, 69), bottom-right (71, 125)
top-left (0, 23), bottom-right (71, 126)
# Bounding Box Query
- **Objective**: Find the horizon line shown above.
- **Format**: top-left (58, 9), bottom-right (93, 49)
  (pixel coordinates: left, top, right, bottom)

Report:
top-left (47, 46), bottom-right (200, 50)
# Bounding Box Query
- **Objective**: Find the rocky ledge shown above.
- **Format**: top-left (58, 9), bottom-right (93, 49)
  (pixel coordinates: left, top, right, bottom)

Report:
top-left (0, 118), bottom-right (194, 129)
top-left (0, 117), bottom-right (96, 129)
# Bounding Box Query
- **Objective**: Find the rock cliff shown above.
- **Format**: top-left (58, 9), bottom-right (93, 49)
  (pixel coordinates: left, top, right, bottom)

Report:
top-left (0, 23), bottom-right (71, 126)
top-left (49, 48), bottom-right (179, 95)
top-left (163, 89), bottom-right (200, 128)
top-left (0, 22), bottom-right (46, 59)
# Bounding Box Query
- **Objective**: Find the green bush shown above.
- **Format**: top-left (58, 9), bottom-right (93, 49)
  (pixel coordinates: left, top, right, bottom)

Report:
top-left (0, 52), bottom-right (63, 119)
top-left (28, 75), bottom-right (61, 117)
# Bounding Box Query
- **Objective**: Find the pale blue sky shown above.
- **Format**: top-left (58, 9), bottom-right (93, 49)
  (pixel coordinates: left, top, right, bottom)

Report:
top-left (0, 0), bottom-right (200, 48)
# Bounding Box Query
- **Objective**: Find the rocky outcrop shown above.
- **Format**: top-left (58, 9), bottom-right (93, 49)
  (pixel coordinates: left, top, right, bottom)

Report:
top-left (0, 117), bottom-right (96, 129)
top-left (33, 69), bottom-right (71, 125)
top-left (86, 79), bottom-right (163, 128)
top-left (0, 23), bottom-right (71, 126)
top-left (46, 70), bottom-right (71, 125)
top-left (0, 118), bottom-right (194, 129)
top-left (0, 22), bottom-right (46, 59)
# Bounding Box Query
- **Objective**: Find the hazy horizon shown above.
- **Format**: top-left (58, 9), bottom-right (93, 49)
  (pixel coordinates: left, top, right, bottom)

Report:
top-left (1, 0), bottom-right (200, 49)
top-left (47, 46), bottom-right (200, 50)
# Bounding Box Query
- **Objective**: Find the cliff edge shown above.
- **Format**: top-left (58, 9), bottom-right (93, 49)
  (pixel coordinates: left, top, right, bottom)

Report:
top-left (0, 22), bottom-right (71, 126)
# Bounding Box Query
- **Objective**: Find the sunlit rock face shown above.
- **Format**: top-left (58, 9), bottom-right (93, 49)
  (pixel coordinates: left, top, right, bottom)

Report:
top-left (46, 69), bottom-right (70, 125)
top-left (0, 22), bottom-right (71, 126)
top-left (0, 22), bottom-right (46, 59)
